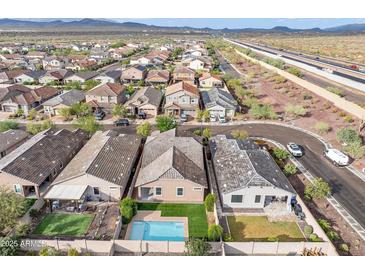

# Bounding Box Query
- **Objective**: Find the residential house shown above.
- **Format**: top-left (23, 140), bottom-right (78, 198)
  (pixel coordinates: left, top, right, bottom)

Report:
top-left (201, 87), bottom-right (239, 118)
top-left (130, 56), bottom-right (152, 66)
top-left (210, 136), bottom-right (296, 211)
top-left (0, 70), bottom-right (28, 84)
top-left (86, 83), bottom-right (127, 112)
top-left (0, 130), bottom-right (29, 159)
top-left (38, 69), bottom-right (73, 85)
top-left (94, 70), bottom-right (122, 84)
top-left (26, 51), bottom-right (46, 60)
top-left (173, 66), bottom-right (196, 83)
top-left (0, 128), bottom-right (87, 198)
top-left (45, 131), bottom-right (142, 202)
top-left (42, 56), bottom-right (67, 70)
top-left (121, 65), bottom-right (147, 83)
top-left (164, 81), bottom-right (200, 117)
top-left (14, 70), bottom-right (46, 84)
top-left (43, 89), bottom-right (85, 116)
top-left (64, 71), bottom-right (98, 84)
top-left (125, 86), bottom-right (162, 117)
top-left (135, 129), bottom-right (207, 202)
top-left (145, 70), bottom-right (170, 86)
top-left (199, 74), bottom-right (223, 88)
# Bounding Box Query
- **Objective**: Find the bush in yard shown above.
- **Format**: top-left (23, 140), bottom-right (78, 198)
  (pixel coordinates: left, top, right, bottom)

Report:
top-left (343, 115), bottom-right (354, 123)
top-left (67, 248), bottom-right (80, 256)
top-left (327, 230), bottom-right (340, 242)
top-left (39, 246), bottom-right (59, 256)
top-left (303, 225), bottom-right (313, 237)
top-left (185, 238), bottom-right (211, 256)
top-left (314, 122), bottom-right (331, 134)
top-left (286, 67), bottom-right (303, 78)
top-left (156, 115), bottom-right (177, 132)
top-left (26, 120), bottom-right (54, 135)
top-left (284, 104), bottom-right (307, 117)
top-left (27, 109), bottom-right (38, 120)
top-left (204, 193), bottom-right (216, 212)
top-left (231, 129), bottom-right (249, 140)
top-left (193, 129), bottom-right (202, 136)
top-left (336, 127), bottom-right (361, 145)
top-left (0, 237), bottom-right (20, 256)
top-left (339, 243), bottom-right (349, 253)
top-left (303, 94), bottom-right (312, 100)
top-left (317, 219), bottom-right (331, 232)
top-left (136, 122), bottom-right (152, 137)
top-left (29, 209), bottom-right (41, 220)
top-left (273, 75), bottom-right (287, 84)
top-left (119, 198), bottom-right (137, 224)
top-left (0, 120), bottom-right (19, 132)
top-left (326, 86), bottom-right (344, 97)
top-left (242, 97), bottom-right (258, 108)
top-left (304, 178), bottom-right (331, 200)
top-left (309, 233), bottom-right (321, 242)
top-left (0, 187), bottom-right (27, 232)
top-left (73, 116), bottom-right (101, 135)
top-left (202, 128), bottom-right (212, 139)
top-left (344, 141), bottom-right (365, 159)
top-left (272, 148), bottom-right (290, 160)
top-left (15, 223), bottom-right (31, 237)
top-left (249, 104), bottom-right (278, 120)
top-left (284, 163), bottom-right (297, 176)
top-left (207, 224), bottom-right (223, 241)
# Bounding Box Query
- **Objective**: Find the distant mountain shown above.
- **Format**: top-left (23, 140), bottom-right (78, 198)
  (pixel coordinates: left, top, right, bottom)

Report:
top-left (0, 18), bottom-right (365, 34)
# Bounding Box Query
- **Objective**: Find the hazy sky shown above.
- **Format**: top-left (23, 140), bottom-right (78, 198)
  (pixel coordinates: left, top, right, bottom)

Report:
top-left (20, 18), bottom-right (365, 29)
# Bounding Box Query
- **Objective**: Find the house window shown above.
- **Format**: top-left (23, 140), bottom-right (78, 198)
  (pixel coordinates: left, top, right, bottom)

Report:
top-left (155, 187), bottom-right (162, 196)
top-left (255, 195), bottom-right (261, 203)
top-left (176, 187), bottom-right (184, 197)
top-left (231, 195), bottom-right (243, 203)
top-left (193, 187), bottom-right (202, 191)
top-left (14, 184), bottom-right (22, 193)
top-left (93, 187), bottom-right (100, 195)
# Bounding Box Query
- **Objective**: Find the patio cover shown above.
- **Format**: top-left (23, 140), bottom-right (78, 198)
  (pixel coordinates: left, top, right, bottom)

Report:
top-left (44, 185), bottom-right (88, 200)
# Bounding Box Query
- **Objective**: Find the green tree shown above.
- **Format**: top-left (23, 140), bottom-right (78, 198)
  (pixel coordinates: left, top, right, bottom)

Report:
top-left (27, 108), bottom-right (38, 120)
top-left (26, 120), bottom-right (54, 135)
top-left (64, 81), bottom-right (82, 91)
top-left (83, 79), bottom-right (100, 91)
top-left (204, 193), bottom-right (216, 212)
top-left (272, 148), bottom-right (290, 160)
top-left (284, 163), bottom-right (297, 176)
top-left (136, 122), bottom-right (152, 137)
top-left (207, 224), bottom-right (223, 242)
top-left (304, 178), bottom-right (332, 200)
top-left (156, 115), bottom-right (177, 132)
top-left (39, 246), bottom-right (59, 256)
top-left (0, 237), bottom-right (20, 256)
top-left (0, 120), bottom-right (18, 132)
top-left (119, 198), bottom-right (137, 224)
top-left (59, 107), bottom-right (72, 121)
top-left (185, 238), bottom-right (211, 256)
top-left (249, 104), bottom-right (278, 120)
top-left (126, 85), bottom-right (135, 95)
top-left (73, 116), bottom-right (101, 135)
top-left (344, 140), bottom-right (365, 159)
top-left (202, 128), bottom-right (211, 139)
top-left (71, 102), bottom-right (91, 118)
top-left (112, 104), bottom-right (128, 118)
top-left (16, 108), bottom-right (24, 117)
top-left (317, 219), bottom-right (331, 233)
top-left (0, 187), bottom-right (26, 233)
top-left (231, 129), bottom-right (249, 140)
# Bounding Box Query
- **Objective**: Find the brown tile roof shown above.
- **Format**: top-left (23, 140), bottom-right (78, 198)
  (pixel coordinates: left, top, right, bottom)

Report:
top-left (32, 86), bottom-right (60, 100)
top-left (146, 70), bottom-right (170, 82)
top-left (165, 81), bottom-right (199, 96)
top-left (87, 83), bottom-right (125, 97)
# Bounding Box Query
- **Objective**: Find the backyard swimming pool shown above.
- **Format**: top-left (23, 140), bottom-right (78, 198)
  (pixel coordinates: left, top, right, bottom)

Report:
top-left (129, 221), bottom-right (185, 241)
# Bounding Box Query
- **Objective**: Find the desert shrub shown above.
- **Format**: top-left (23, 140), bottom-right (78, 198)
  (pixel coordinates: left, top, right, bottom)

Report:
top-left (119, 198), bottom-right (137, 224)
top-left (39, 246), bottom-right (59, 256)
top-left (272, 148), bottom-right (290, 160)
top-left (185, 238), bottom-right (211, 256)
top-left (336, 127), bottom-right (361, 145)
top-left (193, 129), bottom-right (202, 136)
top-left (242, 97), bottom-right (258, 108)
top-left (326, 86), bottom-right (344, 97)
top-left (304, 178), bottom-right (331, 200)
top-left (314, 122), bottom-right (331, 134)
top-left (67, 248), bottom-right (80, 256)
top-left (318, 219), bottom-right (331, 232)
top-left (303, 225), bottom-right (313, 237)
top-left (273, 75), bottom-right (287, 84)
top-left (284, 163), bottom-right (297, 176)
top-left (327, 230), bottom-right (340, 241)
top-left (344, 141), bottom-right (365, 159)
top-left (343, 115), bottom-right (354, 123)
top-left (303, 94), bottom-right (313, 100)
top-left (286, 67), bottom-right (303, 78)
top-left (250, 104), bottom-right (278, 120)
top-left (207, 224), bottom-right (223, 242)
top-left (204, 193), bottom-right (216, 212)
top-left (339, 243), bottom-right (349, 253)
top-left (231, 129), bottom-right (249, 140)
top-left (309, 233), bottom-right (321, 242)
top-left (285, 104), bottom-right (307, 117)
top-left (202, 128), bottom-right (212, 139)
top-left (264, 58), bottom-right (285, 69)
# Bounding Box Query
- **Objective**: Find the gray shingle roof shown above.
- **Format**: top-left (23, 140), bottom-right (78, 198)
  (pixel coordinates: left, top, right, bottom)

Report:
top-left (201, 87), bottom-right (238, 110)
top-left (42, 89), bottom-right (85, 107)
top-left (0, 130), bottom-right (29, 153)
top-left (210, 135), bottom-right (295, 194)
top-left (126, 86), bottom-right (162, 108)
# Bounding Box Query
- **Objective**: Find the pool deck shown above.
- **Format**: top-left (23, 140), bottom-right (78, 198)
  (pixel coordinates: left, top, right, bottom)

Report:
top-left (125, 211), bottom-right (189, 240)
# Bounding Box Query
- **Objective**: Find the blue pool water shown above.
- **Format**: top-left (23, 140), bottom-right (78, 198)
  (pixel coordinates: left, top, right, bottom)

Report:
top-left (129, 221), bottom-right (185, 241)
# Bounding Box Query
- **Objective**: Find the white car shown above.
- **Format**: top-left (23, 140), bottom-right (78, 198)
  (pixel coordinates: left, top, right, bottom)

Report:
top-left (324, 148), bottom-right (349, 166)
top-left (286, 143), bottom-right (303, 157)
top-left (218, 115), bottom-right (226, 123)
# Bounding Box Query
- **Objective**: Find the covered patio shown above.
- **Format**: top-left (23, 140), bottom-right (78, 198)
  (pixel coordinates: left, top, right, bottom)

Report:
top-left (44, 185), bottom-right (89, 212)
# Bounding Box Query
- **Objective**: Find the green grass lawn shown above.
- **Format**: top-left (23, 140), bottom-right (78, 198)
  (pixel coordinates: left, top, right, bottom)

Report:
top-left (227, 216), bottom-right (305, 242)
top-left (33, 213), bottom-right (94, 236)
top-left (137, 203), bottom-right (208, 238)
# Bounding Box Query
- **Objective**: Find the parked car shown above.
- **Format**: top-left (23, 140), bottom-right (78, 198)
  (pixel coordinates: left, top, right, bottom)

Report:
top-left (137, 112), bottom-right (146, 119)
top-left (293, 203), bottom-right (305, 220)
top-left (114, 119), bottom-right (130, 126)
top-left (286, 142), bottom-right (303, 157)
top-left (210, 115), bottom-right (217, 122)
top-left (218, 115), bottom-right (226, 123)
top-left (180, 114), bottom-right (188, 123)
top-left (94, 110), bottom-right (105, 120)
top-left (324, 148), bottom-right (349, 166)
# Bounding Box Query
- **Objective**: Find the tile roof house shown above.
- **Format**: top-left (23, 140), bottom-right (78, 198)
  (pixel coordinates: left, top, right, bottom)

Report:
top-left (38, 69), bottom-right (74, 84)
top-left (173, 66), bottom-right (196, 83)
top-left (45, 131), bottom-right (142, 202)
top-left (0, 129), bottom-right (29, 159)
top-left (43, 89), bottom-right (85, 116)
top-left (201, 87), bottom-right (239, 118)
top-left (85, 83), bottom-right (127, 112)
top-left (64, 71), bottom-right (98, 83)
top-left (210, 135), bottom-right (296, 212)
top-left (121, 65), bottom-right (147, 83)
top-left (42, 56), bottom-right (67, 70)
top-left (125, 86), bottom-right (163, 117)
top-left (199, 73), bottom-right (223, 88)
top-left (135, 129), bottom-right (207, 202)
top-left (164, 81), bottom-right (200, 117)
top-left (94, 70), bottom-right (122, 84)
top-left (145, 69), bottom-right (170, 85)
top-left (0, 69), bottom-right (28, 84)
top-left (0, 128), bottom-right (87, 198)
top-left (14, 70), bottom-right (46, 84)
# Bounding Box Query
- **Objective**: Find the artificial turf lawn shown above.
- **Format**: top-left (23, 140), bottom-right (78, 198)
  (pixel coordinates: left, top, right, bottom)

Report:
top-left (33, 213), bottom-right (94, 236)
top-left (227, 215), bottom-right (305, 242)
top-left (137, 203), bottom-right (208, 238)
